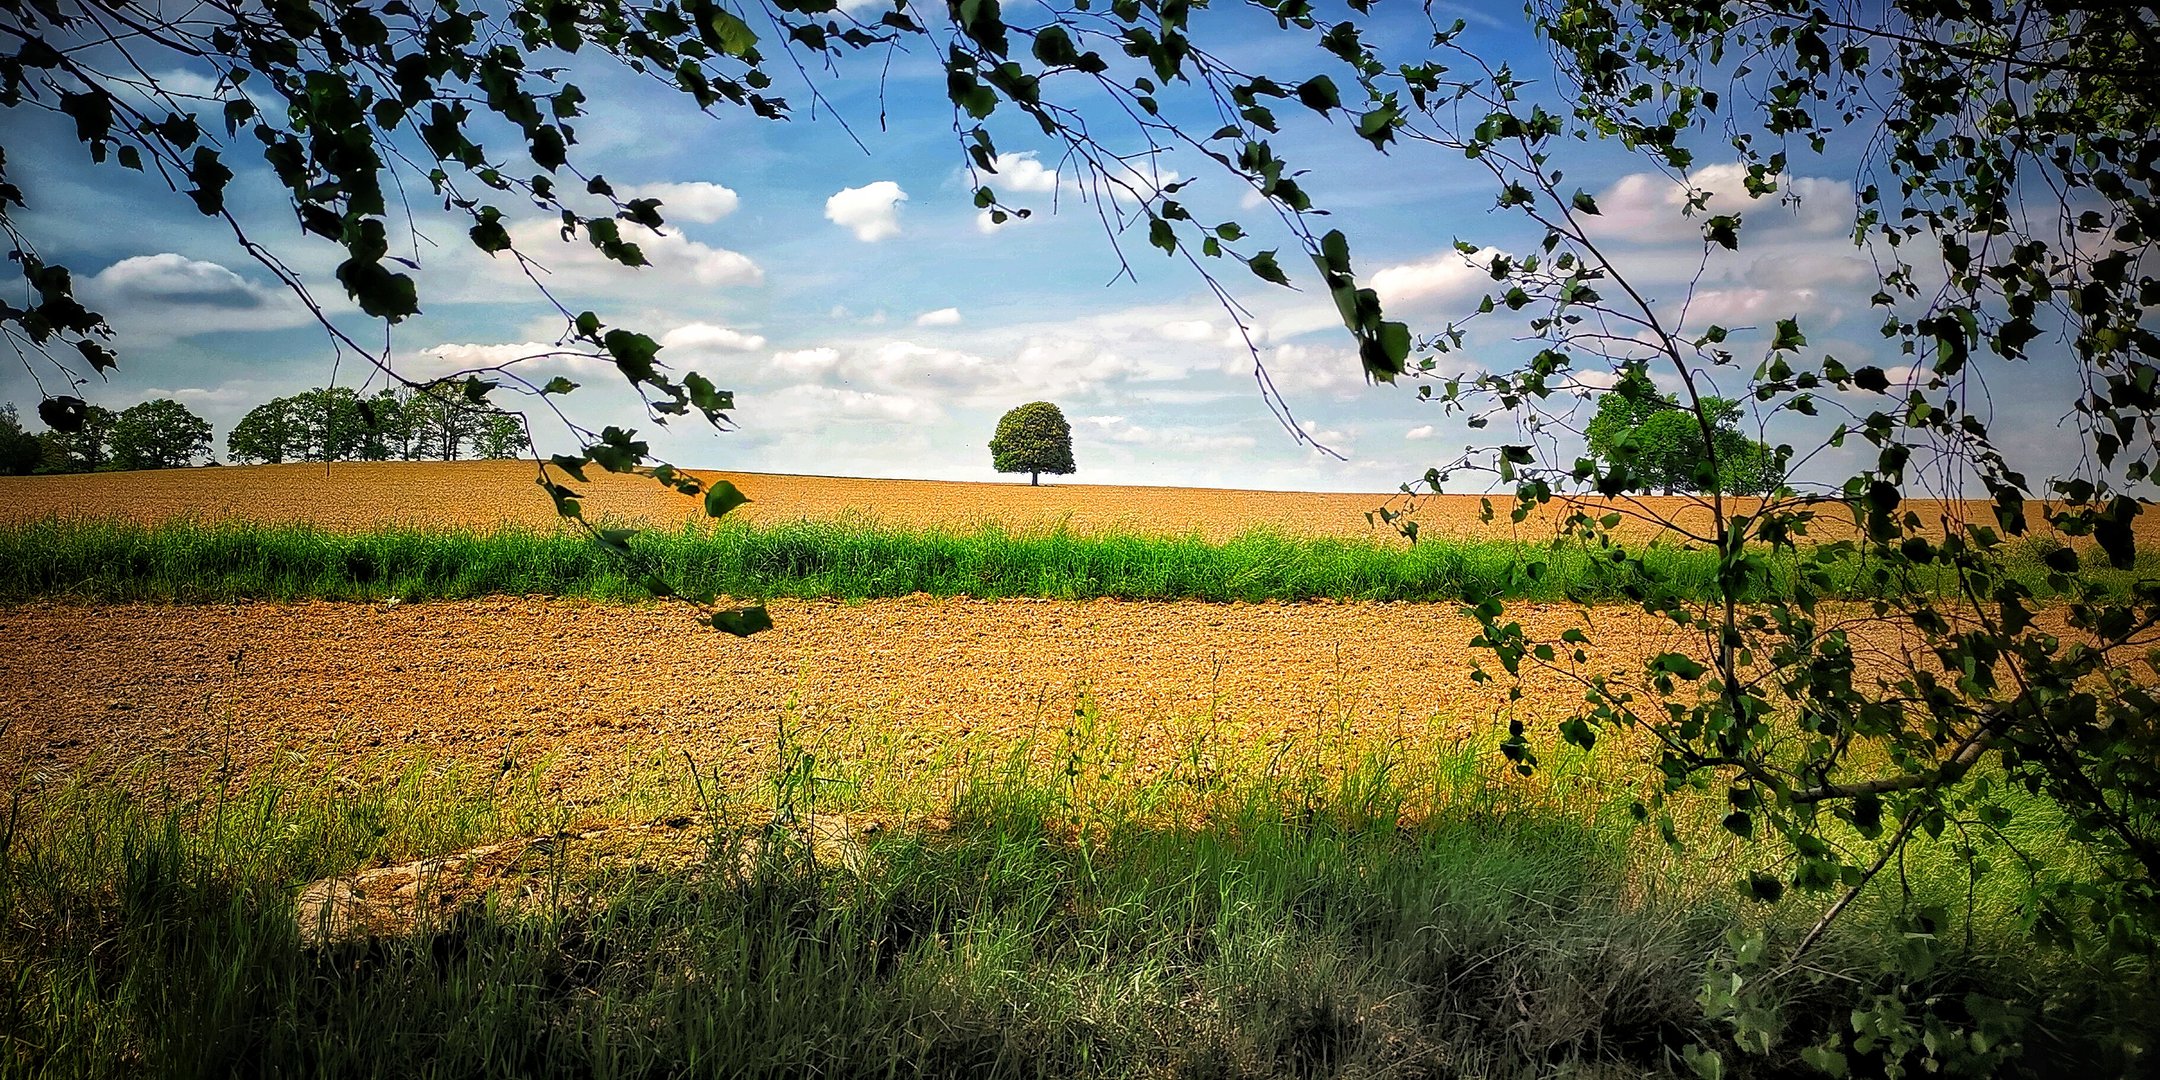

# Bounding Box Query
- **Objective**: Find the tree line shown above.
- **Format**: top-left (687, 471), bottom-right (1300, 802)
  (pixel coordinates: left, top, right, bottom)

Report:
top-left (0, 387), bottom-right (530, 475)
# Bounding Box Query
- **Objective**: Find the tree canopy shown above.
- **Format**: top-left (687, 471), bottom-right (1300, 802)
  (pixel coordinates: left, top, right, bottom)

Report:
top-left (109, 398), bottom-right (211, 470)
top-left (989, 401), bottom-right (1075, 485)
top-left (1582, 369), bottom-right (1779, 496)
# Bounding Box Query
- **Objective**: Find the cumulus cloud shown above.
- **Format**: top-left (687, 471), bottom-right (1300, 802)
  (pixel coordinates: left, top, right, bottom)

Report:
top-left (771, 347), bottom-right (843, 378)
top-left (80, 253), bottom-right (313, 340)
top-left (1405, 424), bottom-right (1435, 440)
top-left (498, 218), bottom-right (763, 293)
top-left (90, 253), bottom-right (281, 310)
top-left (826, 181), bottom-right (908, 242)
top-left (661, 322), bottom-right (766, 353)
top-left (969, 151), bottom-right (1178, 216)
top-left (915, 307), bottom-right (962, 327)
top-left (1592, 164), bottom-right (1853, 242)
top-left (750, 384), bottom-right (942, 424)
top-left (1082, 414), bottom-right (1258, 454)
top-left (982, 152), bottom-right (1063, 195)
top-left (1156, 319), bottom-right (1216, 342)
top-left (1241, 342), bottom-right (1365, 396)
top-left (621, 181), bottom-right (740, 224)
top-left (975, 209), bottom-right (1029, 234)
top-left (1371, 247), bottom-right (1503, 312)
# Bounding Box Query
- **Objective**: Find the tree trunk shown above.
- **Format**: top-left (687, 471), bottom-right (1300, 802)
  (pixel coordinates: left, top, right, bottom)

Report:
top-left (1031, 472), bottom-right (1038, 486)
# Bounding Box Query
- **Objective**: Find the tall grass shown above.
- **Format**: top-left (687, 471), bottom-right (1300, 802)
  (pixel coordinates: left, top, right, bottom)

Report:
top-left (5, 515), bottom-right (2099, 605)
top-left (2, 728), bottom-right (2147, 1079)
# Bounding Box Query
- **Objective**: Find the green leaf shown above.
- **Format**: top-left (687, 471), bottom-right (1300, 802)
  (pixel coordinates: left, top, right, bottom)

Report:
top-left (704, 479), bottom-right (750, 518)
top-left (706, 8), bottom-right (759, 56)
top-left (1248, 249), bottom-right (1289, 285)
top-left (1772, 318), bottom-right (1806, 352)
top-left (1294, 75), bottom-right (1339, 114)
top-left (706, 605), bottom-right (774, 636)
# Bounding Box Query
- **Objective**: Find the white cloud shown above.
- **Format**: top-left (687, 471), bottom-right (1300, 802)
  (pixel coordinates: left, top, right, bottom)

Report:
top-left (499, 218), bottom-right (763, 292)
top-left (1083, 415), bottom-right (1257, 454)
top-left (968, 151), bottom-right (1178, 211)
top-left (1371, 247), bottom-right (1503, 312)
top-left (1156, 319), bottom-right (1216, 342)
top-left (1592, 164), bottom-right (1853, 243)
top-left (826, 181), bottom-right (908, 242)
top-left (1405, 424), bottom-right (1435, 440)
top-left (80, 253), bottom-right (313, 340)
top-left (1298, 417), bottom-right (1354, 453)
top-left (661, 322), bottom-right (767, 354)
top-left (1240, 341), bottom-right (1364, 396)
top-left (983, 152), bottom-right (1063, 195)
top-left (770, 347), bottom-right (843, 378)
top-left (89, 253), bottom-right (282, 310)
top-left (742, 384), bottom-right (943, 428)
top-left (621, 181), bottom-right (740, 224)
top-left (915, 307), bottom-right (963, 327)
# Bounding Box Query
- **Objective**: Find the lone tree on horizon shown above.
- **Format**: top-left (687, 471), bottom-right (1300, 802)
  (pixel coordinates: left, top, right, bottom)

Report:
top-left (989, 402), bottom-right (1076, 486)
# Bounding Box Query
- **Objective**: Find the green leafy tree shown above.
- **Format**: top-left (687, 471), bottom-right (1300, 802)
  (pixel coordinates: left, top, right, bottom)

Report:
top-left (227, 397), bottom-right (303, 465)
top-left (0, 404), bottom-right (41, 475)
top-left (1341, 3), bottom-right (2160, 1066)
top-left (286, 387), bottom-right (369, 462)
top-left (989, 402), bottom-right (1076, 486)
top-left (470, 411), bottom-right (532, 460)
top-left (36, 404), bottom-right (116, 472)
top-left (109, 399), bottom-right (212, 469)
top-left (1583, 369), bottom-right (1781, 495)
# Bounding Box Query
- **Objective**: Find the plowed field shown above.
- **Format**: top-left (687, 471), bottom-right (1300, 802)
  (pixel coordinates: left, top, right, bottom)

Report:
top-left (0, 597), bottom-right (1714, 801)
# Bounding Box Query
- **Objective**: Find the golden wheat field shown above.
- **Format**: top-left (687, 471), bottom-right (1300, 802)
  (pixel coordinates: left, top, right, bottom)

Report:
top-left (1, 458), bottom-right (2117, 545)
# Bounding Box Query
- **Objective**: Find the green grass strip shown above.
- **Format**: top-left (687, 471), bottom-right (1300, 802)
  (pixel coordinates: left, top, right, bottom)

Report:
top-left (0, 516), bottom-right (2134, 605)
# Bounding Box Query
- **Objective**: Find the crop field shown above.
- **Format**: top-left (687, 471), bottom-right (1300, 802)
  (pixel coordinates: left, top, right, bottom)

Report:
top-left (2, 463), bottom-right (2152, 1077)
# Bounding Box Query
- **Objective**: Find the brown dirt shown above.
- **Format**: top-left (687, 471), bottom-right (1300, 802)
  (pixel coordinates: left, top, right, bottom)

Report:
top-left (7, 460), bottom-right (2121, 546)
top-left (0, 597), bottom-right (1708, 802)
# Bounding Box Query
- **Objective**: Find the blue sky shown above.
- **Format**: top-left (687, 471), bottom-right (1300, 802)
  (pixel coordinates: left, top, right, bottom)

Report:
top-left (0, 3), bottom-right (2089, 493)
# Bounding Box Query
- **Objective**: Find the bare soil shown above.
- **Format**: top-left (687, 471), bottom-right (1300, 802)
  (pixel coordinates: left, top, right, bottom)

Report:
top-left (0, 597), bottom-right (1704, 802)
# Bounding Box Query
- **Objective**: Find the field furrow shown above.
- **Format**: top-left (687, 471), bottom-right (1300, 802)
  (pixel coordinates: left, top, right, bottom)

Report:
top-left (1, 596), bottom-right (1698, 800)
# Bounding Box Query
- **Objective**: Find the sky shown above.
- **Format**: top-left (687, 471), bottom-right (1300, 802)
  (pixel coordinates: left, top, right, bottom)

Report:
top-left (0, 2), bottom-right (2095, 494)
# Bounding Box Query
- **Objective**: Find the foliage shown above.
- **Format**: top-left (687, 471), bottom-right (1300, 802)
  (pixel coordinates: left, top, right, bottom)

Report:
top-left (1296, 2), bottom-right (2160, 1068)
top-left (30, 402), bottom-right (115, 472)
top-left (989, 401), bottom-right (1076, 485)
top-left (108, 398), bottom-right (212, 470)
top-left (470, 409), bottom-right (533, 461)
top-left (1582, 369), bottom-right (1781, 496)
top-left (0, 403), bottom-right (40, 475)
top-left (225, 397), bottom-right (301, 465)
top-left (226, 387), bottom-right (529, 464)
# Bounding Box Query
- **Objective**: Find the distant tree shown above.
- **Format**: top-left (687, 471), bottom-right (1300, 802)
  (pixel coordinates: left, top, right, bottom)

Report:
top-left (404, 390), bottom-right (482, 461)
top-left (227, 398), bottom-right (303, 465)
top-left (37, 404), bottom-right (116, 472)
top-left (290, 387), bottom-right (369, 462)
top-left (110, 399), bottom-right (212, 470)
top-left (989, 402), bottom-right (1076, 486)
top-left (470, 410), bottom-right (532, 460)
top-left (0, 405), bottom-right (42, 475)
top-left (359, 389), bottom-right (412, 461)
top-left (1583, 369), bottom-right (1781, 496)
